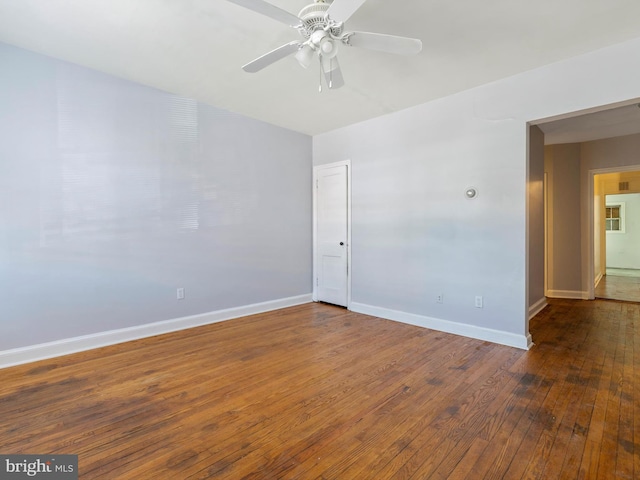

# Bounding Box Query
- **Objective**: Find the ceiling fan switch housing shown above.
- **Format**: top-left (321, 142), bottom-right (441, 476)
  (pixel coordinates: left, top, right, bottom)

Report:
top-left (298, 3), bottom-right (343, 39)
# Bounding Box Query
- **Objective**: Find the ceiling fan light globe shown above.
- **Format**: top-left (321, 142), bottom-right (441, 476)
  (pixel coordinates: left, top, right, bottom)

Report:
top-left (295, 44), bottom-right (314, 68)
top-left (320, 38), bottom-right (338, 58)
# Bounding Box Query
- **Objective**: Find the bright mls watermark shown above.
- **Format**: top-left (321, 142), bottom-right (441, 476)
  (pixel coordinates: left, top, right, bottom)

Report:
top-left (0, 455), bottom-right (77, 479)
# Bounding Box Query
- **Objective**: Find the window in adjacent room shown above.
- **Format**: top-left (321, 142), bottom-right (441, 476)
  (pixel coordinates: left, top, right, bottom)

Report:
top-left (605, 203), bottom-right (625, 232)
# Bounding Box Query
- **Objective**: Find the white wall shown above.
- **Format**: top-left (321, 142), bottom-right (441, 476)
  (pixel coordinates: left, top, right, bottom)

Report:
top-left (314, 36), bottom-right (640, 349)
top-left (605, 193), bottom-right (640, 269)
top-left (0, 43), bottom-right (312, 353)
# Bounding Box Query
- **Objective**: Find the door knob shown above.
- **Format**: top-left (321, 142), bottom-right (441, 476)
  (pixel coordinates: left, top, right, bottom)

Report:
top-left (340, 242), bottom-right (344, 246)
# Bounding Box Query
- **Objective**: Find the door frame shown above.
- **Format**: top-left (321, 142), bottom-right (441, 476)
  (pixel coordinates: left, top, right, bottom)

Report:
top-left (312, 160), bottom-right (352, 308)
top-left (587, 163), bottom-right (640, 300)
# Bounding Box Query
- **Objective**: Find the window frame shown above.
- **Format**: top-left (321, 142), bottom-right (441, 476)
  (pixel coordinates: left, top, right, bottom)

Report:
top-left (605, 202), bottom-right (626, 234)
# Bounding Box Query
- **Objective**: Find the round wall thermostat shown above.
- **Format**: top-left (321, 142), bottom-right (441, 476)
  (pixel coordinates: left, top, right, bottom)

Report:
top-left (465, 187), bottom-right (478, 199)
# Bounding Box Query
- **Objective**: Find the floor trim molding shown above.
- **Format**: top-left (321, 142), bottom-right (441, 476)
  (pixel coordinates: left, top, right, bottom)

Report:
top-left (529, 297), bottom-right (548, 320)
top-left (546, 290), bottom-right (589, 300)
top-left (0, 294), bottom-right (312, 369)
top-left (350, 302), bottom-right (532, 350)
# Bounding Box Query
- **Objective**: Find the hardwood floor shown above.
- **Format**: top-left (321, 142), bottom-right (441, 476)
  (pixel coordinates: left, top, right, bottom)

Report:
top-left (0, 299), bottom-right (637, 479)
top-left (595, 273), bottom-right (640, 303)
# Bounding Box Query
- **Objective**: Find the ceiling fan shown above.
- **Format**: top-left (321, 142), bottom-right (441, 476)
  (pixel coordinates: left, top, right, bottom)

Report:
top-left (226, 0), bottom-right (422, 90)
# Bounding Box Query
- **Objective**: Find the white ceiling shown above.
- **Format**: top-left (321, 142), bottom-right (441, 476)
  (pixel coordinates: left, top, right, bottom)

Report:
top-left (2, 0), bottom-right (640, 136)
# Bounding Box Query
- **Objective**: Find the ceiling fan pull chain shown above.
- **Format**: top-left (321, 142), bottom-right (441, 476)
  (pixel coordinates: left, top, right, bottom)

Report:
top-left (329, 57), bottom-right (333, 89)
top-left (319, 55), bottom-right (323, 92)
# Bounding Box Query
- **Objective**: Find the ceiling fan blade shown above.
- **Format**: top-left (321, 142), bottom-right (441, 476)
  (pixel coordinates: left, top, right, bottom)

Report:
top-left (348, 31), bottom-right (422, 56)
top-left (326, 0), bottom-right (368, 22)
top-left (242, 41), bottom-right (301, 73)
top-left (226, 0), bottom-right (301, 27)
top-left (321, 56), bottom-right (345, 89)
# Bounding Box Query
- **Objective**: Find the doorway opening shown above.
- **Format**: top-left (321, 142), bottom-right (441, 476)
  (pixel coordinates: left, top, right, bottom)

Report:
top-left (593, 172), bottom-right (640, 302)
top-left (530, 98), bottom-right (640, 307)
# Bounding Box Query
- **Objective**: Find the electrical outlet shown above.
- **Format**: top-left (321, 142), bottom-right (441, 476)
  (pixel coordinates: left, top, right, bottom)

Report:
top-left (177, 287), bottom-right (185, 300)
top-left (475, 296), bottom-right (483, 308)
top-left (436, 294), bottom-right (443, 304)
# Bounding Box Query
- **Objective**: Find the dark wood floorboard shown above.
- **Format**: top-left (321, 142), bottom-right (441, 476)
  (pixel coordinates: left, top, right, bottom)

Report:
top-left (0, 299), bottom-right (637, 479)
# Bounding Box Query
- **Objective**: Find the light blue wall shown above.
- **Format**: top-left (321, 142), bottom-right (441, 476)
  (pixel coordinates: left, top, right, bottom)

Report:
top-left (6, 34), bottom-right (640, 353)
top-left (0, 43), bottom-right (312, 350)
top-left (314, 93), bottom-right (529, 338)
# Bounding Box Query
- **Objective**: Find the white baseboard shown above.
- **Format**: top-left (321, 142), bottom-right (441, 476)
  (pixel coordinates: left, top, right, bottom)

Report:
top-left (350, 302), bottom-right (532, 350)
top-left (528, 297), bottom-right (548, 320)
top-left (0, 294), bottom-right (312, 370)
top-left (546, 290), bottom-right (589, 300)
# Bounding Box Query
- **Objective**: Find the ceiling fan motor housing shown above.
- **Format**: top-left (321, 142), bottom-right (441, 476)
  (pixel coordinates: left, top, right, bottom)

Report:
top-left (297, 2), bottom-right (343, 39)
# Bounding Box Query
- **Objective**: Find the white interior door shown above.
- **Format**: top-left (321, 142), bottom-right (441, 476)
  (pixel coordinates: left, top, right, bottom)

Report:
top-left (315, 163), bottom-right (348, 307)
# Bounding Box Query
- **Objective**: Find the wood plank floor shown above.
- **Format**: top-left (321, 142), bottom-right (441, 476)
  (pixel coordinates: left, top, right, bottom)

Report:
top-left (595, 274), bottom-right (640, 303)
top-left (0, 299), bottom-right (637, 479)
